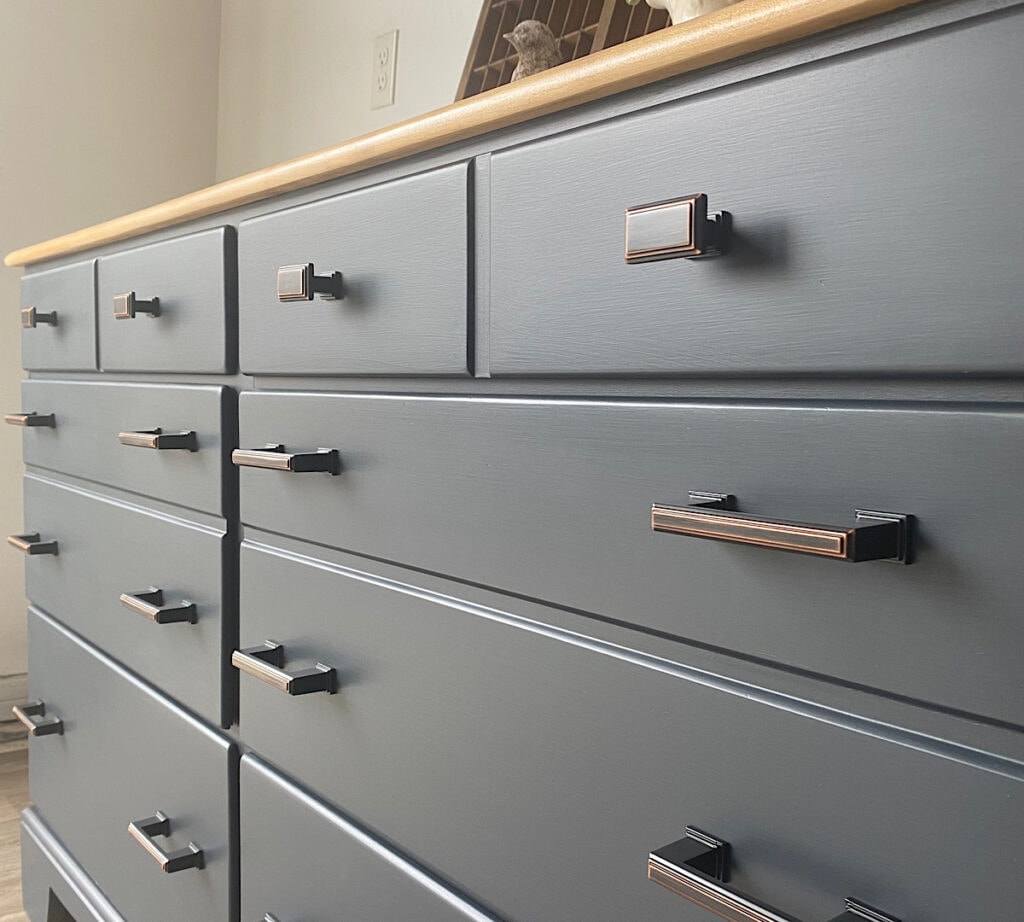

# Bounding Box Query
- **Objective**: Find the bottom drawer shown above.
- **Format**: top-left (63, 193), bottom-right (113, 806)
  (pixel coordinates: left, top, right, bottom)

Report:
top-left (20, 807), bottom-right (123, 922)
top-left (24, 608), bottom-right (237, 922)
top-left (241, 755), bottom-right (501, 921)
top-left (237, 536), bottom-right (1024, 922)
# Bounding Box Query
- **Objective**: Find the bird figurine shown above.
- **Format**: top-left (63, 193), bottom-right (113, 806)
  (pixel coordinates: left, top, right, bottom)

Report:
top-left (503, 20), bottom-right (561, 82)
top-left (625, 0), bottom-right (741, 26)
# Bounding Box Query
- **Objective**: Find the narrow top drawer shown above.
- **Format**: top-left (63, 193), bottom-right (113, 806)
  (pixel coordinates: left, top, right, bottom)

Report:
top-left (97, 227), bottom-right (235, 373)
top-left (20, 260), bottom-right (96, 371)
top-left (489, 10), bottom-right (1024, 376)
top-left (239, 162), bottom-right (470, 376)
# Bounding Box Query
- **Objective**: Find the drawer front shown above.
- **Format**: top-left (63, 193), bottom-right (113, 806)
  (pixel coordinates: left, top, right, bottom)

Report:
top-left (489, 10), bottom-right (1024, 375)
top-left (21, 379), bottom-right (229, 516)
top-left (97, 227), bottom-right (235, 373)
top-left (21, 474), bottom-right (229, 727)
top-left (21, 808), bottom-right (124, 922)
top-left (25, 608), bottom-right (236, 922)
top-left (238, 162), bottom-right (469, 375)
top-left (237, 392), bottom-right (1023, 725)
top-left (237, 541), bottom-right (1024, 922)
top-left (20, 260), bottom-right (96, 371)
top-left (241, 756), bottom-right (501, 922)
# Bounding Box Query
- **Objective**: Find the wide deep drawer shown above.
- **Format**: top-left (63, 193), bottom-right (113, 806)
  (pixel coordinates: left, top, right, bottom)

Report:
top-left (21, 808), bottom-right (124, 922)
top-left (19, 473), bottom-right (230, 727)
top-left (236, 392), bottom-right (1023, 725)
top-left (20, 260), bottom-right (96, 371)
top-left (241, 755), bottom-right (501, 922)
top-left (97, 226), bottom-right (235, 373)
top-left (489, 9), bottom-right (1024, 375)
top-left (235, 539), bottom-right (1024, 922)
top-left (24, 608), bottom-right (237, 922)
top-left (19, 379), bottom-right (230, 515)
top-left (238, 162), bottom-right (469, 375)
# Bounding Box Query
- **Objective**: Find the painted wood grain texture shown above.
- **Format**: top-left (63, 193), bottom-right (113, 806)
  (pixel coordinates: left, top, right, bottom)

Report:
top-left (20, 380), bottom-right (230, 517)
top-left (18, 261), bottom-right (97, 372)
top-left (237, 538), bottom-right (1024, 922)
top-left (26, 610), bottom-right (236, 922)
top-left (238, 392), bottom-right (1024, 725)
top-left (239, 162), bottom-right (469, 375)
top-left (4, 0), bottom-right (926, 267)
top-left (96, 227), bottom-right (235, 374)
top-left (489, 7), bottom-right (1024, 374)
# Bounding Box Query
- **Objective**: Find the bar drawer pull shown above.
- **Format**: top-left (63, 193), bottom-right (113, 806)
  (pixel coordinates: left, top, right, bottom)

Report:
top-left (21, 306), bottom-right (58, 328)
top-left (120, 588), bottom-right (197, 625)
top-left (128, 813), bottom-right (204, 873)
top-left (4, 411), bottom-right (56, 428)
top-left (652, 492), bottom-right (911, 564)
top-left (12, 701), bottom-right (63, 737)
top-left (7, 533), bottom-right (59, 556)
top-left (117, 428), bottom-right (198, 451)
top-left (232, 641), bottom-right (337, 695)
top-left (232, 443), bottom-right (341, 475)
top-left (649, 827), bottom-right (901, 922)
top-left (113, 291), bottom-right (160, 319)
top-left (277, 262), bottom-right (344, 301)
top-left (625, 193), bottom-right (730, 263)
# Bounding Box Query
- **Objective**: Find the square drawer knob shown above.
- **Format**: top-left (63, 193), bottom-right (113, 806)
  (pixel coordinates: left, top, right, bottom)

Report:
top-left (625, 193), bottom-right (730, 262)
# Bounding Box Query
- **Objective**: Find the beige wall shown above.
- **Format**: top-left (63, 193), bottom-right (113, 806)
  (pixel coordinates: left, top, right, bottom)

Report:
top-left (216, 0), bottom-right (483, 180)
top-left (0, 1), bottom-right (222, 676)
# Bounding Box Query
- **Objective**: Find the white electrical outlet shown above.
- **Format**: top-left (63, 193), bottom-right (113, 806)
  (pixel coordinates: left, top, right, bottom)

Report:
top-left (371, 30), bottom-right (398, 109)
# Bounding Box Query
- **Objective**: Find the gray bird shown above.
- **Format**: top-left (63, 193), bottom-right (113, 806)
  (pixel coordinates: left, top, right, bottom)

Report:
top-left (503, 20), bottom-right (561, 82)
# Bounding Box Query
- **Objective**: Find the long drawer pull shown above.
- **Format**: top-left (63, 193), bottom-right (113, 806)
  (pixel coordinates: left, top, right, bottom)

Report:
top-left (7, 533), bottom-right (59, 556)
top-left (21, 306), bottom-right (58, 328)
top-left (652, 492), bottom-right (911, 563)
top-left (649, 828), bottom-right (901, 922)
top-left (232, 443), bottom-right (341, 475)
top-left (120, 588), bottom-right (197, 624)
top-left (4, 411), bottom-right (56, 428)
top-left (277, 262), bottom-right (344, 301)
top-left (232, 641), bottom-right (337, 695)
top-left (128, 813), bottom-right (204, 873)
top-left (117, 428), bottom-right (198, 451)
top-left (113, 291), bottom-right (161, 319)
top-left (12, 701), bottom-right (63, 737)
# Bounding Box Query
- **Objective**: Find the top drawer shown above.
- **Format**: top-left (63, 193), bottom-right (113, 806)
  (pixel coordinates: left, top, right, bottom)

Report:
top-left (489, 10), bottom-right (1024, 376)
top-left (20, 260), bottom-right (96, 371)
top-left (97, 227), bottom-right (235, 373)
top-left (238, 162), bottom-right (470, 376)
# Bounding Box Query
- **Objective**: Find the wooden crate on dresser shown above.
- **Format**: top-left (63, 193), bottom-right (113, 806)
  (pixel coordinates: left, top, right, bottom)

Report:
top-left (6, 0), bottom-right (1024, 919)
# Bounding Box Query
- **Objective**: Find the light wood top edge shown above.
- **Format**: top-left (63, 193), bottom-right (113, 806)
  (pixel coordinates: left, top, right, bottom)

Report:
top-left (6, 0), bottom-right (921, 268)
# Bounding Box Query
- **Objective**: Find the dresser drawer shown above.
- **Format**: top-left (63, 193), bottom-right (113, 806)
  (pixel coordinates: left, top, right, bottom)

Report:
top-left (490, 10), bottom-right (1024, 375)
top-left (238, 162), bottom-right (469, 375)
top-left (235, 540), bottom-right (1023, 922)
top-left (20, 474), bottom-right (230, 727)
top-left (236, 392), bottom-right (1023, 724)
top-left (24, 608), bottom-right (237, 922)
top-left (20, 260), bottom-right (96, 371)
top-left (20, 380), bottom-right (230, 516)
top-left (97, 227), bottom-right (235, 373)
top-left (241, 755), bottom-right (501, 922)
top-left (21, 808), bottom-right (124, 922)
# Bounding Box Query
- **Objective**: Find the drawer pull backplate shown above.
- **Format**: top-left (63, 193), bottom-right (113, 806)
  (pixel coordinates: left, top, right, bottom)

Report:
top-left (650, 827), bottom-right (901, 922)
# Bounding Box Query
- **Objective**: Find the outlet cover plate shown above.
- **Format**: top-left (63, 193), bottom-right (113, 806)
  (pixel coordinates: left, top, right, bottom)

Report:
top-left (371, 30), bottom-right (398, 109)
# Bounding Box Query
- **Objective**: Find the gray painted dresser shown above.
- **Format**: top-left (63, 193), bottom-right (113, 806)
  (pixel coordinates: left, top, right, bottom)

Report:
top-left (9, 2), bottom-right (1024, 919)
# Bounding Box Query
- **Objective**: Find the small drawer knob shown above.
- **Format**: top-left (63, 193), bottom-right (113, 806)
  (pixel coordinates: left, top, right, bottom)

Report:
top-left (21, 306), bottom-right (58, 328)
top-left (113, 291), bottom-right (161, 319)
top-left (277, 263), bottom-right (344, 302)
top-left (625, 193), bottom-right (730, 263)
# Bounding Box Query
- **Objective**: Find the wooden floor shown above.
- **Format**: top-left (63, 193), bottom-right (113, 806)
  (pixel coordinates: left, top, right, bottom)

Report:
top-left (0, 745), bottom-right (29, 922)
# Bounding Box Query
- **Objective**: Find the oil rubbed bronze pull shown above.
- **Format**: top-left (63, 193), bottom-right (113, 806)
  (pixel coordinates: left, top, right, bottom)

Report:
top-left (649, 827), bottom-right (901, 922)
top-left (277, 263), bottom-right (344, 301)
top-left (128, 813), bottom-right (204, 873)
top-left (232, 641), bottom-right (337, 695)
top-left (12, 701), bottom-right (63, 737)
top-left (21, 306), bottom-right (58, 328)
top-left (625, 193), bottom-right (730, 262)
top-left (652, 493), bottom-right (911, 563)
top-left (113, 291), bottom-right (160, 319)
top-left (7, 533), bottom-right (59, 556)
top-left (120, 588), bottom-right (197, 625)
top-left (232, 444), bottom-right (341, 474)
top-left (4, 411), bottom-right (56, 427)
top-left (117, 428), bottom-right (198, 451)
